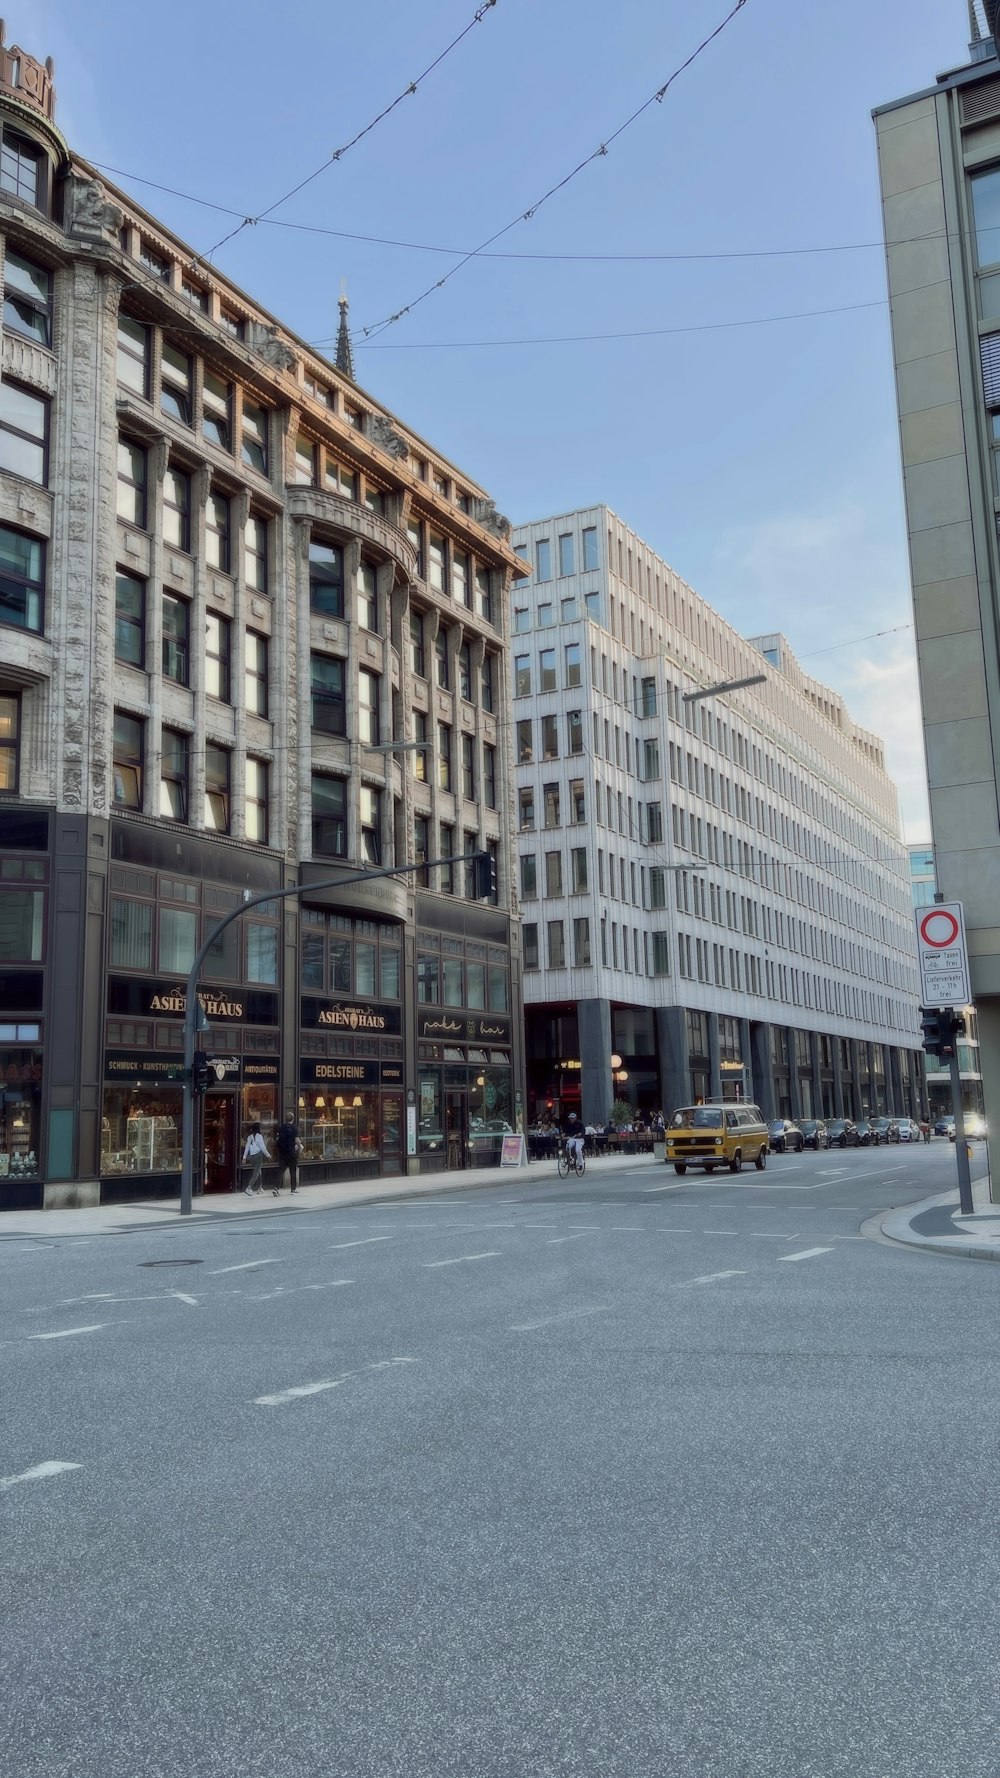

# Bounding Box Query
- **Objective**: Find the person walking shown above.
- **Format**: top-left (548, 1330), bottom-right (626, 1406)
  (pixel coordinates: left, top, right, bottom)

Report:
top-left (275, 1115), bottom-right (301, 1196)
top-left (241, 1122), bottom-right (269, 1195)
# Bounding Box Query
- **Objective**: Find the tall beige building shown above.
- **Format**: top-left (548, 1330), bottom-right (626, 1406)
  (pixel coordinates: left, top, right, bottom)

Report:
top-left (875, 1), bottom-right (1000, 1182)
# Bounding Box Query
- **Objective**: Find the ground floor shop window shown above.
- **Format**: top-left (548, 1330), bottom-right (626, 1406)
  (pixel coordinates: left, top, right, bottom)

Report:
top-left (0, 1043), bottom-right (41, 1178)
top-left (102, 1089), bottom-right (182, 1174)
top-left (239, 1084), bottom-right (277, 1148)
top-left (299, 1087), bottom-right (377, 1161)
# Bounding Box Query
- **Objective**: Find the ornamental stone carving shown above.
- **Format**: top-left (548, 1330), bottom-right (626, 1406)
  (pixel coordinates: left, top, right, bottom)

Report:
top-left (473, 496), bottom-right (511, 540)
top-left (249, 323), bottom-right (297, 374)
top-left (66, 175), bottom-right (123, 245)
top-left (366, 414), bottom-right (408, 460)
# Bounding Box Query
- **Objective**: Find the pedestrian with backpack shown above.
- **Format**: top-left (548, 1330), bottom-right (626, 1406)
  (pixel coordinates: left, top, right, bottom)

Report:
top-left (275, 1116), bottom-right (301, 1196)
top-left (241, 1122), bottom-right (269, 1195)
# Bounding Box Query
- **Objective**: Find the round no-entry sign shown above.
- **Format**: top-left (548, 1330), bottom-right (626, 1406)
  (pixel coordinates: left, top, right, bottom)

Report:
top-left (918, 908), bottom-right (960, 949)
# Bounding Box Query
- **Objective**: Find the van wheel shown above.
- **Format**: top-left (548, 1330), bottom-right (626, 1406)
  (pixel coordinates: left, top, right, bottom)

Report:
top-left (729, 1150), bottom-right (742, 1174)
top-left (673, 1163), bottom-right (687, 1175)
top-left (755, 1147), bottom-right (767, 1170)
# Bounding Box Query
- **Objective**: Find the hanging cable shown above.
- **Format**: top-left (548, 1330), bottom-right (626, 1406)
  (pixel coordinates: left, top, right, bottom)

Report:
top-left (350, 298), bottom-right (885, 352)
top-left (360, 0), bottom-right (751, 340)
top-left (198, 0), bottom-right (502, 260)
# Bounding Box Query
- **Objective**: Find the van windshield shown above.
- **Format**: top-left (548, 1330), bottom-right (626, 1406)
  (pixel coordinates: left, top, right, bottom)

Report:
top-left (670, 1107), bottom-right (722, 1129)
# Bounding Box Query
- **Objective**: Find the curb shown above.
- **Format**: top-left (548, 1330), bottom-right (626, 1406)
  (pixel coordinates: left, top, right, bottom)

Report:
top-left (877, 1188), bottom-right (1000, 1264)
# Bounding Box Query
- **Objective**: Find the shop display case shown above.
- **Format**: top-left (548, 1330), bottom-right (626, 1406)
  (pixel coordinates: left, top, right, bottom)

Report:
top-left (125, 1114), bottom-right (180, 1173)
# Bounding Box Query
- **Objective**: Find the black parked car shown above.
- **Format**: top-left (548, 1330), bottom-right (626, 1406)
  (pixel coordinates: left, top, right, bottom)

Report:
top-left (825, 1118), bottom-right (859, 1148)
top-left (870, 1117), bottom-right (900, 1144)
top-left (798, 1118), bottom-right (828, 1150)
top-left (853, 1119), bottom-right (879, 1146)
top-left (768, 1118), bottom-right (804, 1154)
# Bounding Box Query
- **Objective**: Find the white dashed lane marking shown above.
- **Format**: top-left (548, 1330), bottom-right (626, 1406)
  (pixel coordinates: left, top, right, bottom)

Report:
top-left (328, 1237), bottom-right (395, 1251)
top-left (0, 1460), bottom-right (82, 1493)
top-left (778, 1247), bottom-right (833, 1263)
top-left (677, 1271), bottom-right (747, 1287)
top-left (28, 1323), bottom-right (118, 1341)
top-left (510, 1306), bottom-right (611, 1332)
top-left (422, 1251), bottom-right (502, 1268)
top-left (254, 1356), bottom-right (416, 1408)
top-left (208, 1259), bottom-right (281, 1275)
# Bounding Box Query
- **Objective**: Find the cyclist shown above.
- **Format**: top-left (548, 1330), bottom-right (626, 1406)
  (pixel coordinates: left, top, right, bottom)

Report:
top-left (562, 1111), bottom-right (585, 1172)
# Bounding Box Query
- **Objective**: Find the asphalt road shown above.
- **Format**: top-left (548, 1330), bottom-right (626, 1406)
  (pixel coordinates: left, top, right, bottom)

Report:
top-left (2, 1141), bottom-right (998, 1778)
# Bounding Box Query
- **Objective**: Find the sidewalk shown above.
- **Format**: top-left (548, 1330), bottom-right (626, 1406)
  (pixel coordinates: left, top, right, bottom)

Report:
top-left (0, 1151), bottom-right (645, 1239)
top-left (878, 1172), bottom-right (1000, 1263)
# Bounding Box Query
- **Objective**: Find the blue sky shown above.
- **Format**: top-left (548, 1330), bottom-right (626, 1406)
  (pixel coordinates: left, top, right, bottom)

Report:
top-left (28, 0), bottom-right (970, 837)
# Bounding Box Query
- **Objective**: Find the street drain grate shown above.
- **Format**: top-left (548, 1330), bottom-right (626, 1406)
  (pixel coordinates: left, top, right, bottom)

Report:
top-left (138, 1258), bottom-right (204, 1268)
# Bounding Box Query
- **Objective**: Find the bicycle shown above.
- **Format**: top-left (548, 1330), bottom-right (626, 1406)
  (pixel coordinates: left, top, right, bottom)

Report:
top-left (557, 1139), bottom-right (586, 1178)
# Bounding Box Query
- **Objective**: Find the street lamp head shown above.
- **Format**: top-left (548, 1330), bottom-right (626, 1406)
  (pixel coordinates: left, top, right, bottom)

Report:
top-left (610, 1053), bottom-right (623, 1070)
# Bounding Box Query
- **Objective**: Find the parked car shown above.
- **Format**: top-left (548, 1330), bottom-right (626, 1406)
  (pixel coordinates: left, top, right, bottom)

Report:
top-left (951, 1113), bottom-right (987, 1141)
top-left (871, 1117), bottom-right (901, 1144)
top-left (768, 1118), bottom-right (805, 1154)
top-left (798, 1118), bottom-right (828, 1150)
top-left (896, 1118), bottom-right (921, 1142)
top-left (934, 1115), bottom-right (956, 1137)
top-left (853, 1119), bottom-right (879, 1146)
top-left (825, 1118), bottom-right (859, 1149)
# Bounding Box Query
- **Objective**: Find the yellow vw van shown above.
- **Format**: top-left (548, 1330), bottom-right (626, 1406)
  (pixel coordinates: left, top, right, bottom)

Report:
top-left (665, 1103), bottom-right (768, 1175)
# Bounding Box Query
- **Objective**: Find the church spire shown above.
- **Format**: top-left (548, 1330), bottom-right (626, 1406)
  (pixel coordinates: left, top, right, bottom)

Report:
top-left (336, 290), bottom-right (355, 382)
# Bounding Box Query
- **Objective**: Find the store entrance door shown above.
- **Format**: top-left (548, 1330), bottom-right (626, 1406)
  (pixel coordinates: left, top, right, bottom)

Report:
top-left (444, 1090), bottom-right (466, 1171)
top-left (203, 1092), bottom-right (236, 1193)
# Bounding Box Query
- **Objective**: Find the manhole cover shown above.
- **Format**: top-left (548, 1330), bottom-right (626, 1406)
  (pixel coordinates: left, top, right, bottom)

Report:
top-left (138, 1258), bottom-right (204, 1268)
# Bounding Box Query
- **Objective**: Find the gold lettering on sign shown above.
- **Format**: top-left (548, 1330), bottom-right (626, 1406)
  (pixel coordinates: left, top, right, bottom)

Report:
top-left (422, 1017), bottom-right (461, 1035)
top-left (317, 1005), bottom-right (386, 1030)
top-left (148, 991), bottom-right (244, 1019)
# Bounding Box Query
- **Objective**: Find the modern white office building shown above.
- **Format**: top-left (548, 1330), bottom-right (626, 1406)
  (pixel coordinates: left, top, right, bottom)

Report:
top-left (512, 506), bottom-right (924, 1127)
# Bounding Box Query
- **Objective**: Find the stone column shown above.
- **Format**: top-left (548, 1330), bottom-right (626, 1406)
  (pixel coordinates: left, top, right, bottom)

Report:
top-left (708, 1012), bottom-right (722, 1101)
top-left (656, 1005), bottom-right (688, 1113)
top-left (750, 1021), bottom-right (774, 1121)
top-left (579, 998), bottom-right (613, 1127)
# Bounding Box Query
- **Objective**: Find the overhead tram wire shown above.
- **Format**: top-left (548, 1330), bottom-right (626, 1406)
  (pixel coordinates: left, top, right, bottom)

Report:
top-left (86, 160), bottom-right (958, 269)
top-left (195, 0), bottom-right (502, 260)
top-left (359, 0), bottom-right (752, 342)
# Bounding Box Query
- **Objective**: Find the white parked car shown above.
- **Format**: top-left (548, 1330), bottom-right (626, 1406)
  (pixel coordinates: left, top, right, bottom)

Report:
top-left (896, 1119), bottom-right (921, 1142)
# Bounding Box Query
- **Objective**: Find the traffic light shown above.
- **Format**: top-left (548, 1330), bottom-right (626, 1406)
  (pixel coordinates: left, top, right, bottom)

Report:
top-left (192, 1051), bottom-right (210, 1094)
top-left (936, 1010), bottom-right (965, 1060)
top-left (471, 849), bottom-right (497, 900)
top-left (920, 1008), bottom-right (942, 1057)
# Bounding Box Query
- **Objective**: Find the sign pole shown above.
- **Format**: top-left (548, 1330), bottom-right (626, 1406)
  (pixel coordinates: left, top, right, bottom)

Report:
top-left (949, 1050), bottom-right (974, 1217)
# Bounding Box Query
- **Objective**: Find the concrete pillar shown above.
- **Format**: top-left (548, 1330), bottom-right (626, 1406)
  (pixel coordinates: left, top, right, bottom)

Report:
top-left (750, 1021), bottom-right (774, 1121)
top-left (888, 1047), bottom-right (903, 1115)
top-left (850, 1041), bottom-right (863, 1120)
top-left (708, 1011), bottom-right (722, 1101)
top-left (810, 1031), bottom-right (823, 1120)
top-left (656, 1006), bottom-right (688, 1114)
top-left (833, 1061), bottom-right (844, 1120)
top-left (579, 998), bottom-right (613, 1127)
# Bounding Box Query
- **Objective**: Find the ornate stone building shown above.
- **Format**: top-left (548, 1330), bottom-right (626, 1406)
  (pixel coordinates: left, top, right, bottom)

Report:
top-left (0, 35), bottom-right (526, 1207)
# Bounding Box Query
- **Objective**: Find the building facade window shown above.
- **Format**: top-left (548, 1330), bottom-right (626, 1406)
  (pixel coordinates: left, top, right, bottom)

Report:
top-left (0, 132), bottom-right (43, 207)
top-left (112, 712), bottom-right (143, 809)
top-left (0, 380), bottom-right (46, 483)
top-left (116, 439), bottom-right (146, 527)
top-left (573, 917), bottom-right (591, 966)
top-left (476, 566), bottom-right (493, 624)
top-left (360, 786), bottom-right (381, 863)
top-left (437, 722), bottom-right (453, 792)
top-left (309, 541), bottom-right (344, 616)
top-left (246, 757), bottom-right (269, 844)
top-left (414, 814), bottom-right (430, 886)
top-left (159, 727), bottom-right (189, 821)
top-left (535, 538), bottom-right (552, 582)
top-left (358, 668), bottom-right (380, 746)
top-left (458, 642), bottom-right (472, 701)
top-left (435, 628), bottom-right (450, 689)
top-left (520, 854), bottom-right (537, 899)
top-left (481, 652), bottom-right (495, 712)
top-left (567, 711), bottom-right (583, 755)
top-left (4, 251), bottom-right (51, 346)
top-left (241, 400), bottom-right (269, 474)
top-left (245, 513), bottom-right (268, 592)
top-left (356, 560), bottom-right (378, 632)
top-left (245, 631), bottom-right (268, 717)
top-left (202, 372), bottom-right (231, 450)
top-left (565, 642), bottom-right (582, 688)
top-left (452, 550), bottom-right (470, 606)
top-left (204, 744), bottom-right (230, 831)
top-left (311, 654), bottom-right (346, 736)
top-left (547, 919), bottom-right (565, 967)
top-left (413, 710), bottom-right (428, 780)
top-left (114, 571), bottom-right (144, 667)
top-left (313, 775), bottom-right (348, 856)
top-left (162, 594), bottom-right (190, 685)
top-left (515, 654), bottom-right (530, 696)
top-left (539, 648), bottom-right (556, 692)
top-left (0, 527), bottom-right (43, 633)
top-left (0, 690), bottom-right (20, 791)
top-left (518, 786), bottom-right (534, 830)
top-left (570, 779), bottom-right (585, 823)
top-left (163, 467), bottom-right (190, 551)
top-left (160, 343), bottom-right (192, 425)
top-left (205, 613), bottom-right (231, 702)
top-left (483, 743), bottom-right (497, 810)
top-left (409, 610), bottom-right (425, 677)
top-left (524, 922), bottom-right (539, 969)
top-left (517, 719), bottom-right (533, 764)
top-left (205, 493), bottom-right (230, 572)
top-left (558, 533), bottom-right (574, 576)
top-left (116, 317), bottom-right (149, 398)
top-left (543, 783), bottom-right (560, 828)
top-left (582, 526), bottom-right (598, 571)
top-left (428, 532), bottom-right (445, 594)
top-left (571, 847), bottom-right (588, 892)
top-left (545, 851), bottom-right (562, 896)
